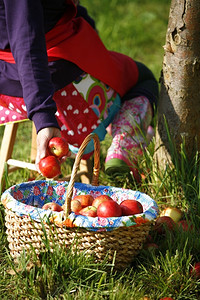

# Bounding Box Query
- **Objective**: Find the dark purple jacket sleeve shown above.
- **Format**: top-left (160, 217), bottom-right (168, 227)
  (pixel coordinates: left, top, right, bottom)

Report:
top-left (3, 0), bottom-right (60, 132)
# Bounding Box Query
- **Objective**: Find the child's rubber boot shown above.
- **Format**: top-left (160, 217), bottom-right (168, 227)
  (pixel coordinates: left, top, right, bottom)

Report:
top-left (105, 133), bottom-right (142, 182)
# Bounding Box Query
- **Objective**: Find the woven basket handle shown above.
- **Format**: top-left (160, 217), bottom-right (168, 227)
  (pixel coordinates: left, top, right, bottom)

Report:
top-left (63, 133), bottom-right (100, 216)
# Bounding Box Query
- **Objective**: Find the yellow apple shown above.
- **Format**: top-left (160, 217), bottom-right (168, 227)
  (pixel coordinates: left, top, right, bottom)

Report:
top-left (160, 207), bottom-right (182, 223)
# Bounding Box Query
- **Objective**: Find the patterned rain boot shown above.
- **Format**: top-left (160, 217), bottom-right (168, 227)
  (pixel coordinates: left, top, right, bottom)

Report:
top-left (105, 96), bottom-right (153, 181)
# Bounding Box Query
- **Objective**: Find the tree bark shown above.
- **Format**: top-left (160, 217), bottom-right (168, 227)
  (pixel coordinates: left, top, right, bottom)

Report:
top-left (155, 0), bottom-right (200, 167)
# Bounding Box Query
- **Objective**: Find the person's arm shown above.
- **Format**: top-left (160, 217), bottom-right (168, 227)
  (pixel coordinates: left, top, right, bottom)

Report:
top-left (3, 0), bottom-right (67, 168)
top-left (3, 0), bottom-right (59, 133)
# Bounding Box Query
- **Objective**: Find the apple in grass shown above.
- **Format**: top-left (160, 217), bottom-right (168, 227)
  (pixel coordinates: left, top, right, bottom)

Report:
top-left (92, 195), bottom-right (113, 208)
top-left (42, 202), bottom-right (63, 212)
top-left (73, 194), bottom-right (94, 208)
top-left (97, 200), bottom-right (122, 218)
top-left (120, 199), bottom-right (143, 216)
top-left (178, 219), bottom-right (194, 232)
top-left (190, 262), bottom-right (200, 278)
top-left (146, 234), bottom-right (153, 243)
top-left (144, 243), bottom-right (159, 251)
top-left (48, 137), bottom-right (69, 159)
top-left (154, 216), bottom-right (175, 234)
top-left (79, 206), bottom-right (97, 217)
top-left (160, 207), bottom-right (182, 223)
top-left (39, 155), bottom-right (61, 178)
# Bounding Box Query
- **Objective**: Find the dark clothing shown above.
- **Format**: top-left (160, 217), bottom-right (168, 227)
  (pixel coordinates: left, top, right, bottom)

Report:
top-left (0, 0), bottom-right (158, 133)
top-left (0, 1), bottom-right (89, 131)
top-left (0, 2), bottom-right (96, 98)
top-left (122, 61), bottom-right (158, 109)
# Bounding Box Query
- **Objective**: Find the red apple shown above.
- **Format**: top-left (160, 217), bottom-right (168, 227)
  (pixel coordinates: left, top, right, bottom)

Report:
top-left (39, 156), bottom-right (61, 178)
top-left (160, 298), bottom-right (174, 300)
top-left (144, 243), bottom-right (159, 251)
top-left (120, 199), bottom-right (143, 216)
top-left (160, 207), bottom-right (182, 223)
top-left (42, 202), bottom-right (63, 212)
top-left (73, 194), bottom-right (94, 208)
top-left (71, 199), bottom-right (82, 213)
top-left (92, 195), bottom-right (113, 208)
top-left (79, 206), bottom-right (97, 217)
top-left (154, 216), bottom-right (175, 234)
top-left (146, 234), bottom-right (153, 243)
top-left (48, 137), bottom-right (69, 159)
top-left (190, 262), bottom-right (200, 278)
top-left (178, 220), bottom-right (194, 232)
top-left (97, 200), bottom-right (122, 218)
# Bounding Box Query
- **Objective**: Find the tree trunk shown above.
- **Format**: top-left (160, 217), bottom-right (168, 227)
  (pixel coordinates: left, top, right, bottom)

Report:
top-left (155, 0), bottom-right (200, 167)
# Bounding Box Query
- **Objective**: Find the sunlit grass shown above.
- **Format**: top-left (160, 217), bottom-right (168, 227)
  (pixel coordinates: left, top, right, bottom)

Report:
top-left (81, 0), bottom-right (170, 80)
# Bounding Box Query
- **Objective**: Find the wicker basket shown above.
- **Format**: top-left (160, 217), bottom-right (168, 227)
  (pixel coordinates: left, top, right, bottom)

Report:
top-left (1, 133), bottom-right (158, 269)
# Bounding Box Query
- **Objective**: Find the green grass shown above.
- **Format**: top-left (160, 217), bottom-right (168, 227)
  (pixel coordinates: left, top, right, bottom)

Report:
top-left (1, 1), bottom-right (200, 299)
top-left (81, 0), bottom-right (170, 81)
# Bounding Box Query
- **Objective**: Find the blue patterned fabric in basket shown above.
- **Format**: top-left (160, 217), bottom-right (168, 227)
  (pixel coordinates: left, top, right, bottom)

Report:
top-left (1, 180), bottom-right (159, 232)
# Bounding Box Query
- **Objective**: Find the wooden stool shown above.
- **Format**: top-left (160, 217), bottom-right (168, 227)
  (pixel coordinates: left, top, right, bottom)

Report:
top-left (0, 122), bottom-right (92, 191)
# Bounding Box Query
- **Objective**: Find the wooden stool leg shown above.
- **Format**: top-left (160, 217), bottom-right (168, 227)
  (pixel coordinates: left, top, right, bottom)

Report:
top-left (0, 123), bottom-right (18, 189)
top-left (30, 123), bottom-right (37, 162)
top-left (79, 158), bottom-right (92, 184)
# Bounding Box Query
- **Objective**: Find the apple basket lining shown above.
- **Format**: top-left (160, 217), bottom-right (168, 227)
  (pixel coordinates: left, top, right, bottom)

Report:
top-left (1, 133), bottom-right (159, 269)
